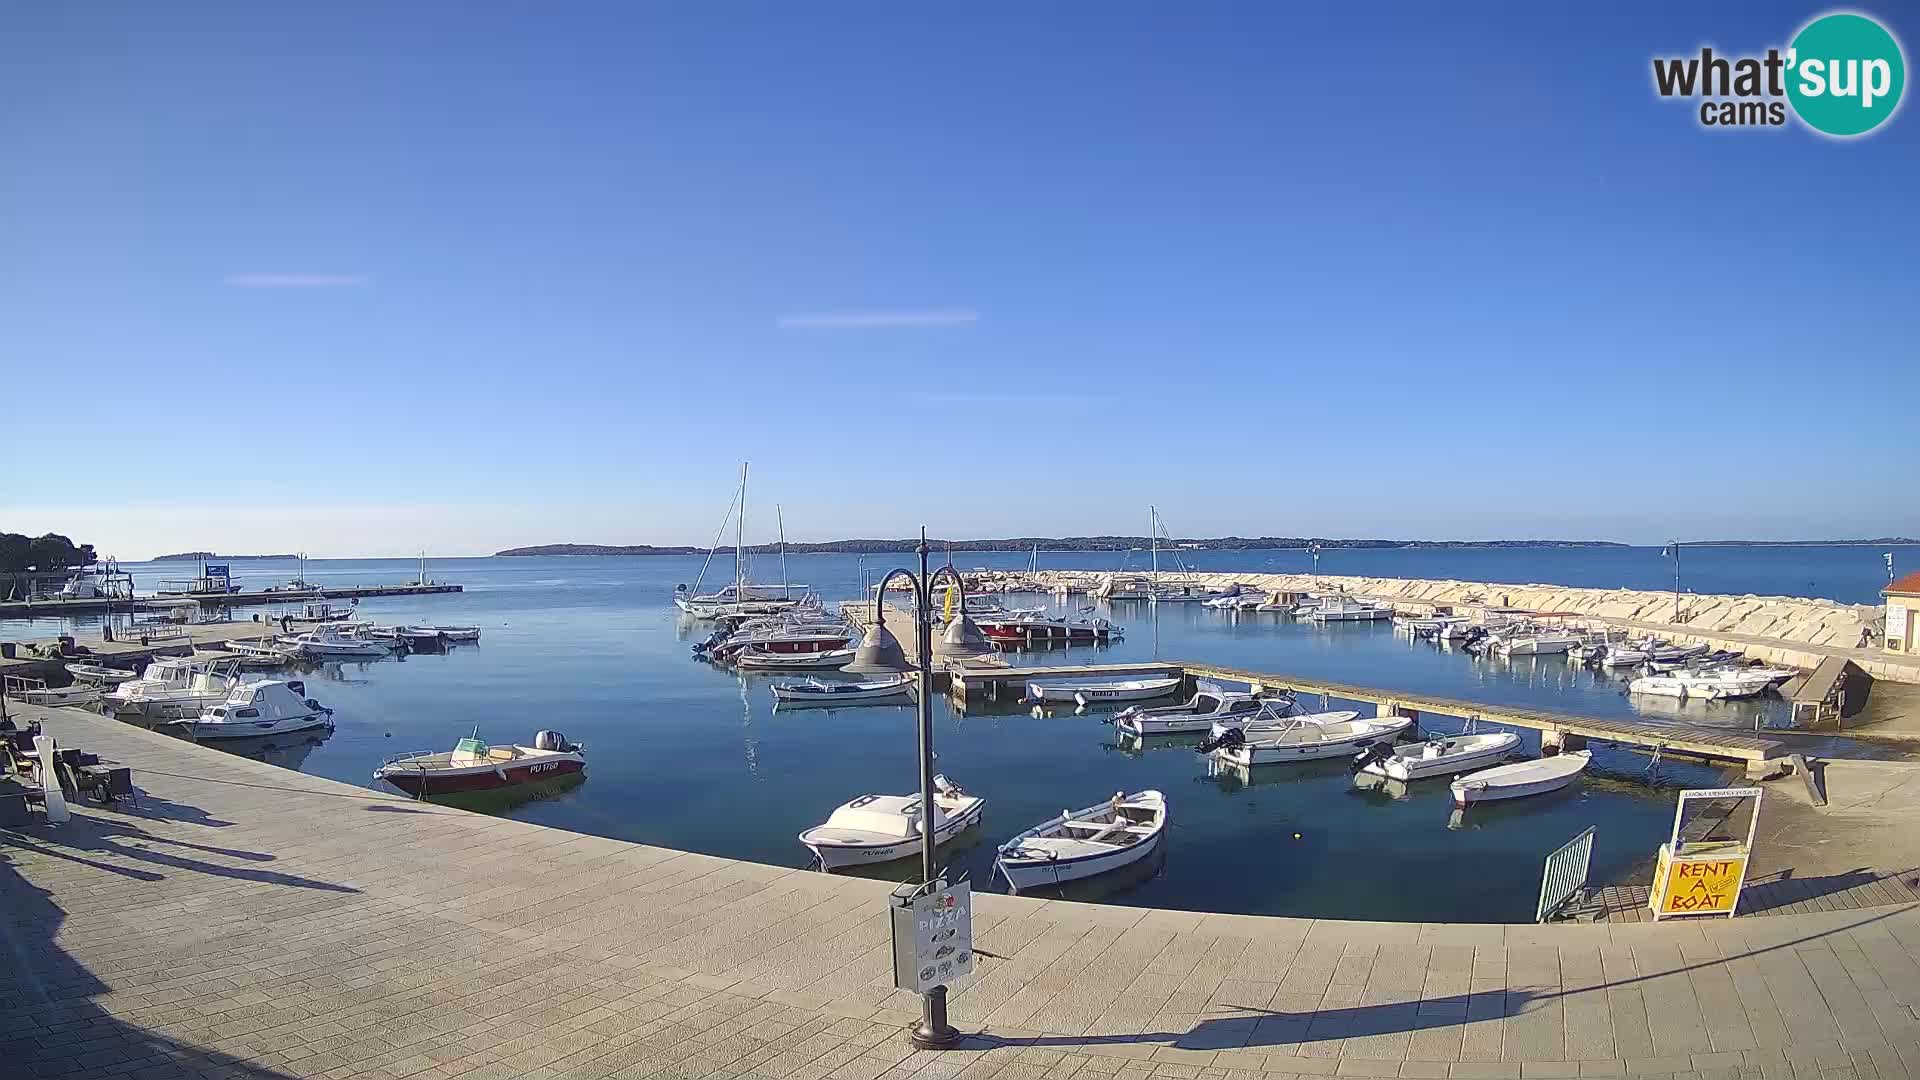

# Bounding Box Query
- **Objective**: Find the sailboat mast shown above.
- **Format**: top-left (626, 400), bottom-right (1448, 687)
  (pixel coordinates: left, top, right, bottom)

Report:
top-left (777, 503), bottom-right (790, 600)
top-left (736, 461), bottom-right (748, 593)
top-left (1150, 505), bottom-right (1160, 586)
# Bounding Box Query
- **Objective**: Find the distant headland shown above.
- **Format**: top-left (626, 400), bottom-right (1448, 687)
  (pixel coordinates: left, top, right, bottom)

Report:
top-left (152, 552), bottom-right (300, 561)
top-left (495, 537), bottom-right (1635, 557)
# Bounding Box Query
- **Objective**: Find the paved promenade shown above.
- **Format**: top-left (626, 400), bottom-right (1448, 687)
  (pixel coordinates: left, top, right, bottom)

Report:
top-left (8, 709), bottom-right (1920, 1079)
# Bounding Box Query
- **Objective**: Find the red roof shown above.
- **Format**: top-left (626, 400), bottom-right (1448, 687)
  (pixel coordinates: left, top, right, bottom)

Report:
top-left (1888, 571), bottom-right (1920, 596)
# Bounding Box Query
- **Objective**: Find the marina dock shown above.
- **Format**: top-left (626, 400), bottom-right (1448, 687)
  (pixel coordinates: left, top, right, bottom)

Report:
top-left (0, 581), bottom-right (462, 619)
top-left (7, 703), bottom-right (1920, 1080)
top-left (953, 661), bottom-right (1788, 773)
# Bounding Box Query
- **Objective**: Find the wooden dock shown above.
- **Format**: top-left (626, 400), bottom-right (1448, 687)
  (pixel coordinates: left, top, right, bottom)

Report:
top-left (0, 581), bottom-right (461, 619)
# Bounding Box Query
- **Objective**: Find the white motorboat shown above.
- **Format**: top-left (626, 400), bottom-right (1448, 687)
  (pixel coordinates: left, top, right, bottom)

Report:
top-left (1206, 708), bottom-right (1361, 741)
top-left (1491, 631), bottom-right (1582, 656)
top-left (1739, 665), bottom-right (1799, 685)
top-left (409, 624), bottom-right (481, 642)
top-left (1207, 714), bottom-right (1412, 765)
top-left (1356, 732), bottom-right (1522, 782)
top-left (800, 775), bottom-right (985, 869)
top-left (996, 790), bottom-right (1167, 891)
top-left (1631, 669), bottom-right (1774, 701)
top-left (1112, 690), bottom-right (1269, 736)
top-left (1451, 750), bottom-right (1591, 806)
top-left (106, 658), bottom-right (243, 720)
top-left (167, 679), bottom-right (332, 740)
top-left (284, 626), bottom-right (393, 660)
top-left (1600, 646), bottom-right (1649, 668)
top-left (64, 662), bottom-right (137, 685)
top-left (736, 647), bottom-right (854, 671)
top-left (1025, 676), bottom-right (1182, 705)
top-left (1309, 597), bottom-right (1394, 622)
top-left (771, 676), bottom-right (912, 704)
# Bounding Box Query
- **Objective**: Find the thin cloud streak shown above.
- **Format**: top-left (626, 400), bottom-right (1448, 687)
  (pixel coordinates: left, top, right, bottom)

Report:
top-left (224, 273), bottom-right (367, 288)
top-left (777, 310), bottom-right (978, 330)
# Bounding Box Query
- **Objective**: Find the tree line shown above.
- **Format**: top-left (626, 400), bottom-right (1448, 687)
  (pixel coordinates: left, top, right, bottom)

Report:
top-left (0, 532), bottom-right (95, 574)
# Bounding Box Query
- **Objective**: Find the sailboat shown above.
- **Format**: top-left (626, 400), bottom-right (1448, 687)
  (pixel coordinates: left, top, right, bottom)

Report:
top-left (673, 463), bottom-right (811, 619)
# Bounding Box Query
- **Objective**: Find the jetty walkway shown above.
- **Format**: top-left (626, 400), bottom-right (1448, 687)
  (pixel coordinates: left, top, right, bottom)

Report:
top-left (9, 709), bottom-right (1920, 1079)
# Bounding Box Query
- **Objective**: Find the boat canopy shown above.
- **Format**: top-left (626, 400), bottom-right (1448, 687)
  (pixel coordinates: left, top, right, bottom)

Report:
top-left (823, 794), bottom-right (944, 838)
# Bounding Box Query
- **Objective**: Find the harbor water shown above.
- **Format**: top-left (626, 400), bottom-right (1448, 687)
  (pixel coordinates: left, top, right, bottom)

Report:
top-left (5, 547), bottom-right (1899, 922)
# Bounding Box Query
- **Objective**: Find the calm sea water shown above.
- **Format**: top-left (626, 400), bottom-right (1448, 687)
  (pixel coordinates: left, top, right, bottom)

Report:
top-left (7, 546), bottom-right (1900, 922)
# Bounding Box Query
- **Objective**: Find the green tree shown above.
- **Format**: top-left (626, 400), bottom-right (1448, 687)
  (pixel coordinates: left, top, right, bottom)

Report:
top-left (0, 532), bottom-right (31, 573)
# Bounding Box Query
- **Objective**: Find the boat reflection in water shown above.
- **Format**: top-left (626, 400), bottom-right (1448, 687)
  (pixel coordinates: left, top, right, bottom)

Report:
top-left (166, 725), bottom-right (335, 772)
top-left (1203, 754), bottom-right (1357, 791)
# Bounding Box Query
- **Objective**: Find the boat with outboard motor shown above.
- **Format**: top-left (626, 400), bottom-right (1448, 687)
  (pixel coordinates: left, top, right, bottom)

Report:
top-left (281, 625), bottom-right (393, 660)
top-left (1205, 713), bottom-right (1412, 765)
top-left (996, 790), bottom-right (1167, 891)
top-left (375, 730), bottom-right (586, 806)
top-left (1205, 707), bottom-right (1361, 742)
top-left (1354, 731), bottom-right (1522, 782)
top-left (799, 775), bottom-right (985, 869)
top-left (1110, 690), bottom-right (1272, 736)
top-left (166, 679), bottom-right (332, 740)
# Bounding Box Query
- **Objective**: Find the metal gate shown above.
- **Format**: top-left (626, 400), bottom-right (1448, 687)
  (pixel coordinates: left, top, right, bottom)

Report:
top-left (1537, 826), bottom-right (1596, 923)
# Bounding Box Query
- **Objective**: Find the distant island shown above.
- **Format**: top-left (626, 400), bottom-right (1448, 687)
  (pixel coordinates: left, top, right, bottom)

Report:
top-left (496, 537), bottom-right (1634, 557)
top-left (152, 552), bottom-right (299, 561)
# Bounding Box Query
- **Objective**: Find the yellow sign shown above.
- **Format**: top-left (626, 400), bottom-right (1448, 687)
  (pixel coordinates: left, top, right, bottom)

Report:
top-left (1652, 850), bottom-right (1748, 916)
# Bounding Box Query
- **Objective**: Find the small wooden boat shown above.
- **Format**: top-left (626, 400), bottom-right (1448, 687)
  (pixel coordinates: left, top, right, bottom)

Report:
top-left (15, 684), bottom-right (102, 706)
top-left (375, 730), bottom-right (586, 805)
top-left (64, 662), bottom-right (137, 685)
top-left (799, 776), bottom-right (984, 869)
top-left (736, 647), bottom-right (854, 671)
top-left (1355, 731), bottom-right (1521, 782)
top-left (1025, 676), bottom-right (1181, 705)
top-left (411, 624), bottom-right (481, 642)
top-left (1451, 750), bottom-right (1591, 807)
top-left (1207, 714), bottom-right (1412, 765)
top-left (772, 676), bottom-right (912, 703)
top-left (216, 638), bottom-right (302, 667)
top-left (1112, 691), bottom-right (1268, 736)
top-left (996, 790), bottom-right (1167, 891)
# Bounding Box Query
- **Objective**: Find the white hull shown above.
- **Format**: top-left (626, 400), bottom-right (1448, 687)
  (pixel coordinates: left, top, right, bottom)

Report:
top-left (170, 712), bottom-right (333, 740)
top-left (997, 790), bottom-right (1167, 891)
top-left (1027, 677), bottom-right (1181, 704)
top-left (1213, 716), bottom-right (1412, 765)
top-left (1452, 751), bottom-right (1591, 806)
top-left (109, 690), bottom-right (233, 720)
top-left (737, 648), bottom-right (855, 671)
top-left (804, 800), bottom-right (984, 869)
top-left (1208, 709), bottom-right (1361, 741)
top-left (1312, 608), bottom-right (1392, 622)
top-left (772, 677), bottom-right (911, 703)
top-left (1360, 732), bottom-right (1522, 781)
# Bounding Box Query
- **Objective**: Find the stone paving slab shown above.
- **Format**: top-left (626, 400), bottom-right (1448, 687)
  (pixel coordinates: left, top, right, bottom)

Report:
top-left (7, 705), bottom-right (1920, 1078)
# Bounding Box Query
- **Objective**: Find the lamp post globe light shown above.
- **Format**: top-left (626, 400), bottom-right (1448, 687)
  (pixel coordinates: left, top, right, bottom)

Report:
top-left (844, 529), bottom-right (969, 1050)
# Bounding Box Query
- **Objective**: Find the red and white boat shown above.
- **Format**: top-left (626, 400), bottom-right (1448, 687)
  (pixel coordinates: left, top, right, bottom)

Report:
top-left (978, 613), bottom-right (1122, 647)
top-left (374, 730), bottom-right (586, 806)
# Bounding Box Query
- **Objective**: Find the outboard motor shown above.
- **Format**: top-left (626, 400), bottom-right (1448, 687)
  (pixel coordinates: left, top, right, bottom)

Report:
top-left (1352, 741), bottom-right (1395, 774)
top-left (533, 730), bottom-right (577, 753)
top-left (1196, 727), bottom-right (1245, 755)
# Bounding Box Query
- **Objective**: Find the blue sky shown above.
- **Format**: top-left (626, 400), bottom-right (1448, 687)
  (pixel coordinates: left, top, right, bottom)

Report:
top-left (3, 2), bottom-right (1916, 558)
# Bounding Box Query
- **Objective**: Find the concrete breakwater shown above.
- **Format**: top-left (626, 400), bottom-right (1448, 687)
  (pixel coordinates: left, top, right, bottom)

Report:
top-left (945, 568), bottom-right (1919, 683)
